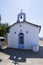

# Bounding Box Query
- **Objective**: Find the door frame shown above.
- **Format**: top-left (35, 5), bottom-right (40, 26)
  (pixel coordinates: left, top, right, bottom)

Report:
top-left (18, 33), bottom-right (24, 49)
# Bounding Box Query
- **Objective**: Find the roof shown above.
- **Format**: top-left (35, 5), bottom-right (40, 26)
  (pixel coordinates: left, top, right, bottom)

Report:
top-left (10, 21), bottom-right (41, 33)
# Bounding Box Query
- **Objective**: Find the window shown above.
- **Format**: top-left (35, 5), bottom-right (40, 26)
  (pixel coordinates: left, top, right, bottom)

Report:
top-left (20, 36), bottom-right (24, 44)
top-left (19, 33), bottom-right (24, 44)
top-left (26, 31), bottom-right (28, 33)
top-left (20, 25), bottom-right (22, 27)
top-left (14, 32), bottom-right (16, 34)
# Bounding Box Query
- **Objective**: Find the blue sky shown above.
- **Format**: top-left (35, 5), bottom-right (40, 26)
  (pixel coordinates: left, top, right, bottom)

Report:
top-left (0, 0), bottom-right (43, 37)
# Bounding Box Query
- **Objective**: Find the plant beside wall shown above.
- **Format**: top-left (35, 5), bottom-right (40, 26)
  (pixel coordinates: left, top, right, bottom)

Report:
top-left (0, 15), bottom-right (10, 46)
top-left (0, 23), bottom-right (10, 36)
top-left (0, 15), bottom-right (10, 36)
top-left (0, 23), bottom-right (10, 46)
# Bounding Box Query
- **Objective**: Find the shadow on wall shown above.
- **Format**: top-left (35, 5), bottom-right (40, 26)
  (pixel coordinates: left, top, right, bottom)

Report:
top-left (1, 46), bottom-right (43, 65)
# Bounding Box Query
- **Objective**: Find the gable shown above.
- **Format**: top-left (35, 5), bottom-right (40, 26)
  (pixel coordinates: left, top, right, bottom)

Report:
top-left (10, 22), bottom-right (41, 33)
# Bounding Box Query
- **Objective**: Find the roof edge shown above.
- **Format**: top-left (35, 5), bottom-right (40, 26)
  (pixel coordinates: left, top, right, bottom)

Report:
top-left (10, 21), bottom-right (41, 33)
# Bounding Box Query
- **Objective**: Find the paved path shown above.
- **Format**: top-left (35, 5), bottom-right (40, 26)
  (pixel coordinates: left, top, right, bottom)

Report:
top-left (0, 46), bottom-right (43, 65)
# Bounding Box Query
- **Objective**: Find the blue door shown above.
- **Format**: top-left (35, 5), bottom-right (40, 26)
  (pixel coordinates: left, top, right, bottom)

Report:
top-left (18, 33), bottom-right (24, 49)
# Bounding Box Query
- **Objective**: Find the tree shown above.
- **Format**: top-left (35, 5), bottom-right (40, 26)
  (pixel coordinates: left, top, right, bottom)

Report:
top-left (0, 23), bottom-right (10, 36)
top-left (0, 15), bottom-right (1, 23)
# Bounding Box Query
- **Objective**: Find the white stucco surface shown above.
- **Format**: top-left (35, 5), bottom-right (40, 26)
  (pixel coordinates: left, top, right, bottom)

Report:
top-left (8, 22), bottom-right (40, 51)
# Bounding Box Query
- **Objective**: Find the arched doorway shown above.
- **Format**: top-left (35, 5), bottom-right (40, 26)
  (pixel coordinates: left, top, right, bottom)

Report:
top-left (18, 33), bottom-right (24, 49)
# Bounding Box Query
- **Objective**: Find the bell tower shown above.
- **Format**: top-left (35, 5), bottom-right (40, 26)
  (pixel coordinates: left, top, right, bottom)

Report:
top-left (17, 10), bottom-right (26, 22)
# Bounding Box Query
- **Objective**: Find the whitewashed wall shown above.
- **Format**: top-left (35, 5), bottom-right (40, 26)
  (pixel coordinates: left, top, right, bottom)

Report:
top-left (8, 22), bottom-right (39, 49)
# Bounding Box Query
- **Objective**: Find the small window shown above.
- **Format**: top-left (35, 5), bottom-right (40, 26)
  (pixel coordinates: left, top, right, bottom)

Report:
top-left (26, 31), bottom-right (28, 33)
top-left (14, 32), bottom-right (16, 34)
top-left (20, 25), bottom-right (22, 27)
top-left (20, 36), bottom-right (24, 44)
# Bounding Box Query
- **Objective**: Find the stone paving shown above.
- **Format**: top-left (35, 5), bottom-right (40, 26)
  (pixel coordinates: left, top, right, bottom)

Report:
top-left (0, 45), bottom-right (43, 65)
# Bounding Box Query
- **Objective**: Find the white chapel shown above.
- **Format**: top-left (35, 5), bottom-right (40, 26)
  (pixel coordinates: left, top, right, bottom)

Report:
top-left (8, 11), bottom-right (41, 52)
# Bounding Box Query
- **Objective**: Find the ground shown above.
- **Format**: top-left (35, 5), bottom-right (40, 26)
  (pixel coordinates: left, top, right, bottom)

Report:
top-left (0, 40), bottom-right (43, 65)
